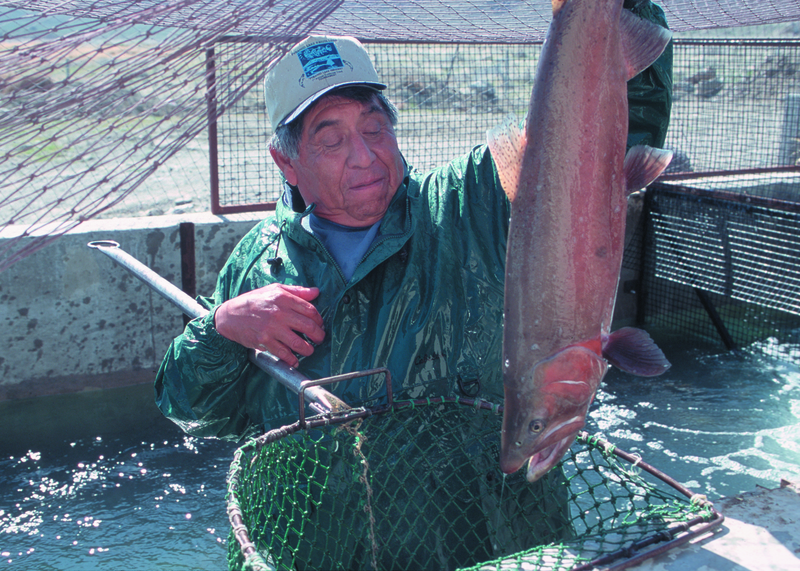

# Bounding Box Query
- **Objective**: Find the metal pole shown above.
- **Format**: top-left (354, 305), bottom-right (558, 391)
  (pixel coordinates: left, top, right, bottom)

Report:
top-left (87, 240), bottom-right (349, 416)
top-left (179, 222), bottom-right (196, 327)
top-left (694, 287), bottom-right (738, 352)
top-left (206, 46), bottom-right (221, 215)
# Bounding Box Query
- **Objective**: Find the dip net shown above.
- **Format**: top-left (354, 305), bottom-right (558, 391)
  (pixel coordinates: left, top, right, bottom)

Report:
top-left (226, 396), bottom-right (721, 571)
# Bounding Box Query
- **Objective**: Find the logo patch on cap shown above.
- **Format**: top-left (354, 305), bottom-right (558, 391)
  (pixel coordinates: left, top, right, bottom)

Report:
top-left (297, 42), bottom-right (344, 79)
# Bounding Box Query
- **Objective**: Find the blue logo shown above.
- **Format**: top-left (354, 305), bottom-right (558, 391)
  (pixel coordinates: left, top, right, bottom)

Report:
top-left (297, 42), bottom-right (344, 79)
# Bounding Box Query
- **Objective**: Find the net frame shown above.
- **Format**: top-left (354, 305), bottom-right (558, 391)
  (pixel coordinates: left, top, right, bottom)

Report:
top-left (225, 376), bottom-right (723, 571)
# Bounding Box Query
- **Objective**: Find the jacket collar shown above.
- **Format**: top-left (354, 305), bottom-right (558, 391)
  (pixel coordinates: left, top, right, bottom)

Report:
top-left (276, 160), bottom-right (412, 238)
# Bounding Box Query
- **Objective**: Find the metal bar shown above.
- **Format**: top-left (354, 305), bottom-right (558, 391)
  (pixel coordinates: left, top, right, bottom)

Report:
top-left (87, 240), bottom-right (349, 416)
top-left (179, 222), bottom-right (196, 327)
top-left (213, 202), bottom-right (277, 215)
top-left (651, 181), bottom-right (800, 215)
top-left (659, 165), bottom-right (800, 181)
top-left (670, 38), bottom-right (800, 48)
top-left (636, 188), bottom-right (655, 327)
top-left (211, 37), bottom-right (800, 48)
top-left (694, 287), bottom-right (738, 352)
top-left (206, 47), bottom-right (221, 215)
top-left (595, 515), bottom-right (726, 571)
top-left (297, 368), bottom-right (392, 427)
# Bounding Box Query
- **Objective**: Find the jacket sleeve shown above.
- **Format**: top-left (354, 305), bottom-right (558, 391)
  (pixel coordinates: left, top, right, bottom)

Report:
top-left (154, 221), bottom-right (270, 441)
top-left (626, 0), bottom-right (673, 149)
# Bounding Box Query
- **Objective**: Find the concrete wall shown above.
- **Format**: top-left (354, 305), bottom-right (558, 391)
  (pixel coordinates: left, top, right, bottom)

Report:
top-left (0, 212), bottom-right (265, 402)
top-left (0, 206), bottom-right (642, 404)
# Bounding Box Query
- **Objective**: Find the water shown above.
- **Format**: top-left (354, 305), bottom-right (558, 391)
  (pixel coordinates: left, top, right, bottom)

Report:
top-left (589, 331), bottom-right (800, 499)
top-left (0, 406), bottom-right (237, 570)
top-left (2, 332), bottom-right (800, 570)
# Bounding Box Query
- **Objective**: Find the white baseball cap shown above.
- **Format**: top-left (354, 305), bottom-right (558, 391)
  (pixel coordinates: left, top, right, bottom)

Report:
top-left (265, 35), bottom-right (386, 131)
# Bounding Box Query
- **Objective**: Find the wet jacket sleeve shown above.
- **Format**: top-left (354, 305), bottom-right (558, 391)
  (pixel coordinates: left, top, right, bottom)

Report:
top-left (626, 0), bottom-right (673, 149)
top-left (154, 221), bottom-right (270, 441)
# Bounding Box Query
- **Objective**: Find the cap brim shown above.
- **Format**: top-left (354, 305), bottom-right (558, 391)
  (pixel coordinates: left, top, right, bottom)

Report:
top-left (281, 81), bottom-right (387, 127)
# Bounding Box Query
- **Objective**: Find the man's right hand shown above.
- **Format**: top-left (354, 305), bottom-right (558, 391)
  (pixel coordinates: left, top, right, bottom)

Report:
top-left (214, 284), bottom-right (325, 368)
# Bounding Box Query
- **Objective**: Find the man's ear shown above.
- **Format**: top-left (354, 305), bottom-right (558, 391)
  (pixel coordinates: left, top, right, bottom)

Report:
top-left (270, 147), bottom-right (298, 187)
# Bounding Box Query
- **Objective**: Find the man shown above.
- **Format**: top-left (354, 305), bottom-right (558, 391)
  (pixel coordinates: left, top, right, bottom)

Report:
top-left (156, 1), bottom-right (671, 565)
top-left (156, 4), bottom-right (671, 439)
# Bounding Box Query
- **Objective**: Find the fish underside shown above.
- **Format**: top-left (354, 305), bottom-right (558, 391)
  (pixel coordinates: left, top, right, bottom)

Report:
top-left (488, 0), bottom-right (673, 482)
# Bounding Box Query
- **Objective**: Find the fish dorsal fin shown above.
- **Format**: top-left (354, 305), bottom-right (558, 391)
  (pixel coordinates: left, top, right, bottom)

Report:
top-left (551, 0), bottom-right (568, 14)
top-left (602, 326), bottom-right (671, 377)
top-left (624, 145), bottom-right (673, 193)
top-left (619, 8), bottom-right (672, 80)
top-left (487, 114), bottom-right (527, 203)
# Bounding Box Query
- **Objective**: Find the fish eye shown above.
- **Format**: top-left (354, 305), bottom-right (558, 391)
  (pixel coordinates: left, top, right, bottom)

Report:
top-left (529, 419), bottom-right (545, 434)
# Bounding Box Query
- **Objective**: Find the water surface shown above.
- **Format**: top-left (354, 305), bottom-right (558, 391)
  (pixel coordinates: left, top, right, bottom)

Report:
top-left (1, 404), bottom-right (236, 570)
top-left (590, 331), bottom-right (800, 499)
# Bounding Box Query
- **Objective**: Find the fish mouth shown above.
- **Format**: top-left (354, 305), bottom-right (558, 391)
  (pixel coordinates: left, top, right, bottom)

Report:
top-left (499, 414), bottom-right (585, 477)
top-left (525, 434), bottom-right (575, 482)
top-left (533, 414), bottom-right (585, 453)
top-left (523, 414), bottom-right (586, 482)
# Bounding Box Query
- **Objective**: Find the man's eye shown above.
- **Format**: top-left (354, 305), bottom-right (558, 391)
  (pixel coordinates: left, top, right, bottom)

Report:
top-left (320, 137), bottom-right (343, 149)
top-left (362, 121), bottom-right (385, 138)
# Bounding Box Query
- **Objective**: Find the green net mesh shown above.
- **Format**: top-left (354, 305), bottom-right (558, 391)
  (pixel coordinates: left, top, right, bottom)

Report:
top-left (225, 398), bottom-right (720, 571)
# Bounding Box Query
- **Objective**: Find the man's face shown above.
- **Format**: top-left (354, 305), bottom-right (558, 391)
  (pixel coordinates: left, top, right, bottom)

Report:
top-left (274, 94), bottom-right (405, 227)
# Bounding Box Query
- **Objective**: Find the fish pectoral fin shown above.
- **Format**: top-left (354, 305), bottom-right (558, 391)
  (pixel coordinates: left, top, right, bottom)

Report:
top-left (619, 7), bottom-right (672, 80)
top-left (624, 145), bottom-right (673, 192)
top-left (487, 114), bottom-right (527, 203)
top-left (602, 326), bottom-right (671, 377)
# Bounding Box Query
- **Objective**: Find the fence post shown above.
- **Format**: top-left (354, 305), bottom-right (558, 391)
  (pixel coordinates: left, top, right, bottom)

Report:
top-left (779, 93), bottom-right (800, 166)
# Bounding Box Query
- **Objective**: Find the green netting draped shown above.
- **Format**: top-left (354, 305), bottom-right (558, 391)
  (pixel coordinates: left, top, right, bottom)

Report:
top-left (226, 398), bottom-right (719, 571)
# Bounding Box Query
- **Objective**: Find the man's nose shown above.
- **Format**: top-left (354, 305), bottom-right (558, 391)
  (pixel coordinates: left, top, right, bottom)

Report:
top-left (346, 133), bottom-right (375, 167)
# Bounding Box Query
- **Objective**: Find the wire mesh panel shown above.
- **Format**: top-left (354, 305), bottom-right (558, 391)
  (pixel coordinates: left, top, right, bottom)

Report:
top-left (210, 41), bottom-right (538, 213)
top-left (375, 43), bottom-right (532, 174)
top-left (634, 182), bottom-right (800, 360)
top-left (664, 39), bottom-right (800, 178)
top-left (210, 38), bottom-right (800, 213)
top-left (209, 40), bottom-right (280, 213)
top-left (226, 398), bottom-right (720, 571)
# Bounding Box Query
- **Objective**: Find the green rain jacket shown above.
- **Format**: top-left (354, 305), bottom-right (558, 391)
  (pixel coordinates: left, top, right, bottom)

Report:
top-left (155, 2), bottom-right (673, 442)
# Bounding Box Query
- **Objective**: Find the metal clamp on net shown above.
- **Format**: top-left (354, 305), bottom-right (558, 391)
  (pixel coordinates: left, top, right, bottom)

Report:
top-left (297, 367), bottom-right (393, 428)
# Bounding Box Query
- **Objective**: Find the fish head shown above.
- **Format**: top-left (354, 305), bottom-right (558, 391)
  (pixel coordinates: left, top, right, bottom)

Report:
top-left (500, 345), bottom-right (608, 481)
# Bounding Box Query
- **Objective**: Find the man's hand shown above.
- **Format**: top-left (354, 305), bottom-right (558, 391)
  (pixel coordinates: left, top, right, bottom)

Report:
top-left (214, 284), bottom-right (325, 368)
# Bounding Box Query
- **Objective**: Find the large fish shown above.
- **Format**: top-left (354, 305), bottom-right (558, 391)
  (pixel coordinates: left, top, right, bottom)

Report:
top-left (488, 0), bottom-right (673, 482)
